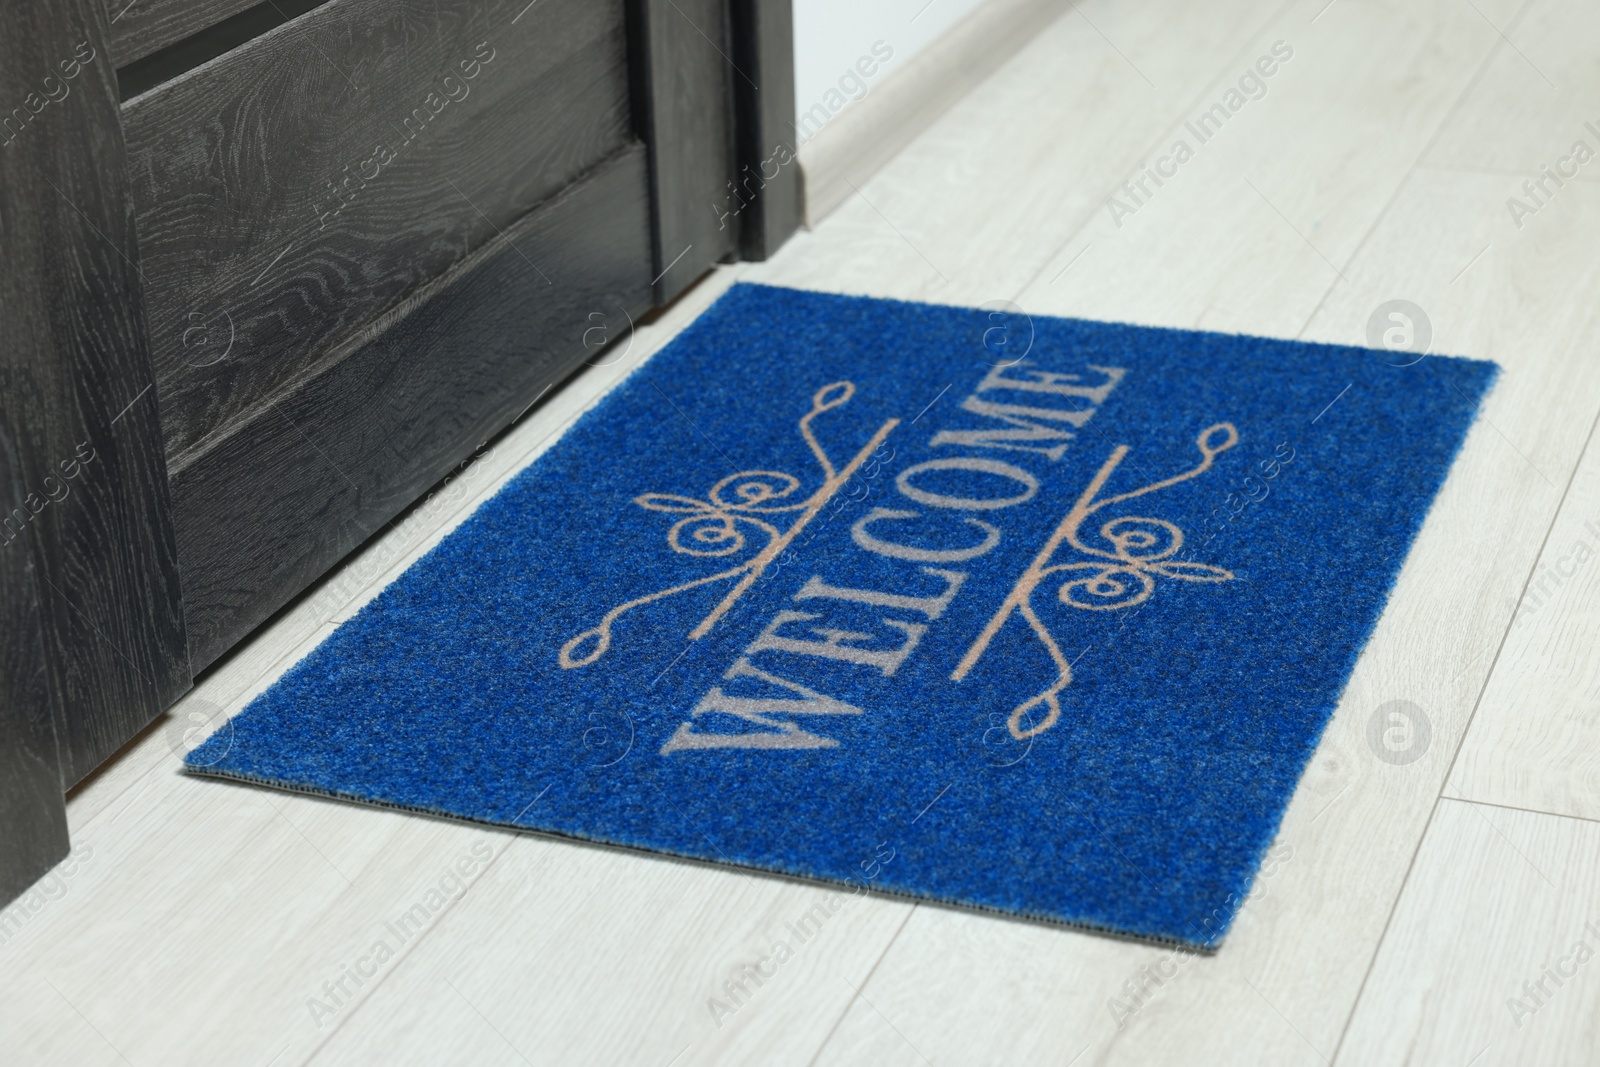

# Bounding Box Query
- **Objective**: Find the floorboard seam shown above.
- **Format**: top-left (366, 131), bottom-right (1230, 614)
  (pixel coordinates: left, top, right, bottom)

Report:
top-left (293, 833), bottom-right (532, 1066)
top-left (1329, 266), bottom-right (1600, 1067)
top-left (803, 904), bottom-right (919, 1067)
top-left (1294, 0), bottom-right (1530, 341)
top-left (1441, 792), bottom-right (1600, 830)
top-left (1006, 0), bottom-right (1308, 304)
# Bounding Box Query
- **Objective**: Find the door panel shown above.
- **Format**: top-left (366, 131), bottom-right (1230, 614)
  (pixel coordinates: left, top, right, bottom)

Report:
top-left (124, 0), bottom-right (633, 461)
top-left (171, 145), bottom-right (654, 671)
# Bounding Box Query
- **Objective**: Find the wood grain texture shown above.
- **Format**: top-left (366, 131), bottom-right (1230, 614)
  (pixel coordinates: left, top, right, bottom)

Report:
top-left (170, 144), bottom-right (654, 672)
top-left (107, 0), bottom-right (263, 67)
top-left (124, 0), bottom-right (633, 461)
top-left (1338, 800), bottom-right (1600, 1066)
top-left (729, 0), bottom-right (801, 261)
top-left (635, 0), bottom-right (738, 301)
top-left (0, 0), bottom-right (190, 786)
top-left (0, 424), bottom-right (69, 906)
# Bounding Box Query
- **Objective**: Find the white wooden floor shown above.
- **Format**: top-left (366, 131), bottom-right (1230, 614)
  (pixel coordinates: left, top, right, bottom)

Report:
top-left (7, 0), bottom-right (1600, 1062)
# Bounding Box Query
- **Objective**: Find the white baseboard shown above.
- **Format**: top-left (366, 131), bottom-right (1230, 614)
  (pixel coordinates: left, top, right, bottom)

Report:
top-left (796, 0), bottom-right (1071, 227)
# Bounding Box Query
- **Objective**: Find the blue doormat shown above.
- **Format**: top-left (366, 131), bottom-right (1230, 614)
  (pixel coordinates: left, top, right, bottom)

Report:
top-left (188, 283), bottom-right (1495, 948)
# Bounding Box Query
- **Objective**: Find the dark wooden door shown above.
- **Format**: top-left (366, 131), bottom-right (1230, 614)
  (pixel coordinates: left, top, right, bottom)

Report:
top-left (1, 0), bottom-right (798, 902)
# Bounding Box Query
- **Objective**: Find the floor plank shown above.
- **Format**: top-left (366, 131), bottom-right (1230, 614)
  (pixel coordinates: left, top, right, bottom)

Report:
top-left (1337, 799), bottom-right (1600, 1066)
top-left (1012, 0), bottom-right (1512, 336)
top-left (2, 784), bottom-right (517, 1066)
top-left (1429, 0), bottom-right (1600, 824)
top-left (1448, 361), bottom-right (1600, 820)
top-left (768, 0), bottom-right (1298, 307)
top-left (305, 834), bottom-right (915, 1067)
top-left (1422, 0), bottom-right (1600, 177)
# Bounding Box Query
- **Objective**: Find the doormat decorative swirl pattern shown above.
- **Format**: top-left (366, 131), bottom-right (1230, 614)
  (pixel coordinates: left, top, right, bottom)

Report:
top-left (189, 283), bottom-right (1496, 948)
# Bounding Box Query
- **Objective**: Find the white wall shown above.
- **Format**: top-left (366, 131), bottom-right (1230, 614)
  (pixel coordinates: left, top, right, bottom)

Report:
top-left (792, 0), bottom-right (989, 144)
